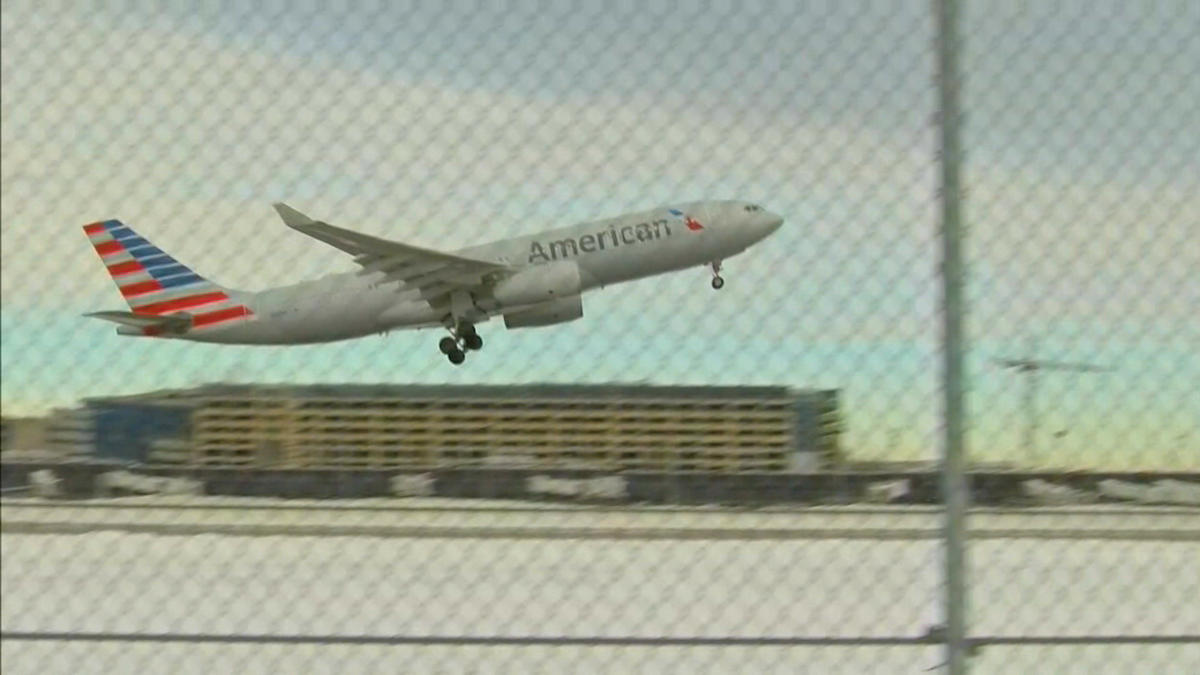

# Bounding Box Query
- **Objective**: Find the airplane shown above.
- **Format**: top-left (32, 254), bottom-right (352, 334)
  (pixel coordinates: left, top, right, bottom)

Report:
top-left (81, 200), bottom-right (784, 364)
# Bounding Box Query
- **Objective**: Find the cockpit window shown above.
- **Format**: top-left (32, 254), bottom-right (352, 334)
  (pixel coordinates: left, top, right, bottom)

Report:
top-left (743, 204), bottom-right (762, 212)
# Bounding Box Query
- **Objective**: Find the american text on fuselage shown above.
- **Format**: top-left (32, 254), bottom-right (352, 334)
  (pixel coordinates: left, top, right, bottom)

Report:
top-left (527, 218), bottom-right (672, 263)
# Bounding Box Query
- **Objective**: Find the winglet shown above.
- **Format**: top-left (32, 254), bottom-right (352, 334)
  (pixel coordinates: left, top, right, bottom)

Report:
top-left (272, 202), bottom-right (317, 228)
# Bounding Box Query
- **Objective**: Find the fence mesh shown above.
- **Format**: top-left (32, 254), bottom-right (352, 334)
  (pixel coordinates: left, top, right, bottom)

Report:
top-left (958, 2), bottom-right (1199, 672)
top-left (1, 1), bottom-right (1197, 673)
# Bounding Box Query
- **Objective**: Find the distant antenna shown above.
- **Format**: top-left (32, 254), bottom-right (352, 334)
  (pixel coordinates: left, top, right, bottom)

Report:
top-left (993, 336), bottom-right (1111, 466)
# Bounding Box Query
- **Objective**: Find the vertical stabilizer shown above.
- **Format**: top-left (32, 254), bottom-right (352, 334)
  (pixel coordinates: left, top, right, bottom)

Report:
top-left (82, 219), bottom-right (253, 330)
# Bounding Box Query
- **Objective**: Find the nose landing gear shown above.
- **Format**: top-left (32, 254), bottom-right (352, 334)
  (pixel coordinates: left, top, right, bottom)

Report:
top-left (710, 261), bottom-right (725, 290)
top-left (438, 321), bottom-right (483, 365)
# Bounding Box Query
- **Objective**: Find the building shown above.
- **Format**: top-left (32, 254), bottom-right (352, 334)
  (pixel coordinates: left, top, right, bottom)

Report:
top-left (89, 400), bottom-right (192, 464)
top-left (44, 407), bottom-right (98, 458)
top-left (1, 409), bottom-right (97, 460)
top-left (1, 415), bottom-right (50, 456)
top-left (79, 382), bottom-right (845, 472)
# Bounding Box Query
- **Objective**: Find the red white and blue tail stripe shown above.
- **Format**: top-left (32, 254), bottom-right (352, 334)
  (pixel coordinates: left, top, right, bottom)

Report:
top-left (83, 219), bottom-right (253, 333)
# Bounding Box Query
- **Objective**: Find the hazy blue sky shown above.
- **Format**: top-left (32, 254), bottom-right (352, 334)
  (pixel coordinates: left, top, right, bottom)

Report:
top-left (2, 1), bottom-right (1196, 469)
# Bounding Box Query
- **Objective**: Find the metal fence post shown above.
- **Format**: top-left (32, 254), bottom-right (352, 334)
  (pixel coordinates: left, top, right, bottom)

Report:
top-left (934, 0), bottom-right (969, 672)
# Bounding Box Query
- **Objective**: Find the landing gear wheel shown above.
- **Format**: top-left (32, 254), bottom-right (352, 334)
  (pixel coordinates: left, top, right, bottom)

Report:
top-left (439, 337), bottom-right (458, 354)
top-left (709, 260), bottom-right (724, 289)
top-left (447, 348), bottom-right (466, 365)
top-left (463, 333), bottom-right (483, 351)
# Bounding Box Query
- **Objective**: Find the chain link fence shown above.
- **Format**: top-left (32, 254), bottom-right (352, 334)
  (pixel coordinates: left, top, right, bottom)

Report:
top-left (957, 1), bottom-right (1199, 672)
top-left (1, 1), bottom-right (1196, 673)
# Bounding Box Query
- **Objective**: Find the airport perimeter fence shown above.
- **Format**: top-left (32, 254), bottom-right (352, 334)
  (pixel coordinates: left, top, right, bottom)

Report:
top-left (1, 1), bottom-right (1197, 673)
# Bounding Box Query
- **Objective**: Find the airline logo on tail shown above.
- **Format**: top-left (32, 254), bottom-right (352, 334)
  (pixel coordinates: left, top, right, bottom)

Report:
top-left (83, 219), bottom-right (252, 333)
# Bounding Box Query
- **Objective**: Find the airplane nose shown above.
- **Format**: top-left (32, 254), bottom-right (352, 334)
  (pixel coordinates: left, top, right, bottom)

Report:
top-left (765, 212), bottom-right (783, 233)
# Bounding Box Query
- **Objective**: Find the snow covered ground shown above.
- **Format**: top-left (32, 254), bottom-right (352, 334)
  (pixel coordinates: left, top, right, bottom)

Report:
top-left (2, 503), bottom-right (1197, 674)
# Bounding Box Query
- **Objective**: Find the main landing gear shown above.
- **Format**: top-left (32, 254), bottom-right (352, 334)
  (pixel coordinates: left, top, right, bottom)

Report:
top-left (710, 261), bottom-right (725, 290)
top-left (438, 322), bottom-right (483, 365)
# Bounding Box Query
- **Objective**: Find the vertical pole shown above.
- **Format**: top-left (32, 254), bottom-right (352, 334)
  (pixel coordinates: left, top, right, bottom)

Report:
top-left (934, 0), bottom-right (969, 673)
top-left (1023, 335), bottom-right (1039, 464)
top-left (1024, 366), bottom-right (1039, 465)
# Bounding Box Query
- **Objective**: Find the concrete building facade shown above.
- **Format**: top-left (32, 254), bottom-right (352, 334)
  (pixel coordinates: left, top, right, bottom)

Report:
top-left (76, 383), bottom-right (844, 472)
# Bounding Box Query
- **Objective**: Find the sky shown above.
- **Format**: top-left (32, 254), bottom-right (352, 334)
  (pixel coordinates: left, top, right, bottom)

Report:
top-left (1, 1), bottom-right (1197, 469)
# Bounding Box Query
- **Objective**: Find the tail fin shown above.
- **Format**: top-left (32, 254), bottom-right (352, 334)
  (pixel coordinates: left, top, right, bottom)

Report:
top-left (82, 219), bottom-right (252, 328)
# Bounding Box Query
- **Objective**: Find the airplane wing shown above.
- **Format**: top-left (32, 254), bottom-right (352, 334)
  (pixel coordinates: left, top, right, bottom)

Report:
top-left (273, 203), bottom-right (513, 304)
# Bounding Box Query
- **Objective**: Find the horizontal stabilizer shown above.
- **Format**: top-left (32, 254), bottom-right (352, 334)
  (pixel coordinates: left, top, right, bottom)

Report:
top-left (84, 311), bottom-right (191, 331)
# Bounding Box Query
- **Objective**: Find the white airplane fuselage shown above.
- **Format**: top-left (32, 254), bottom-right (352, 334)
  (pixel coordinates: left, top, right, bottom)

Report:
top-left (98, 200), bottom-right (783, 346)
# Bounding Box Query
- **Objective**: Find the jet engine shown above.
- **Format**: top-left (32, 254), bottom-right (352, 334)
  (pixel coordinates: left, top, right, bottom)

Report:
top-left (491, 260), bottom-right (582, 308)
top-left (503, 294), bottom-right (583, 329)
